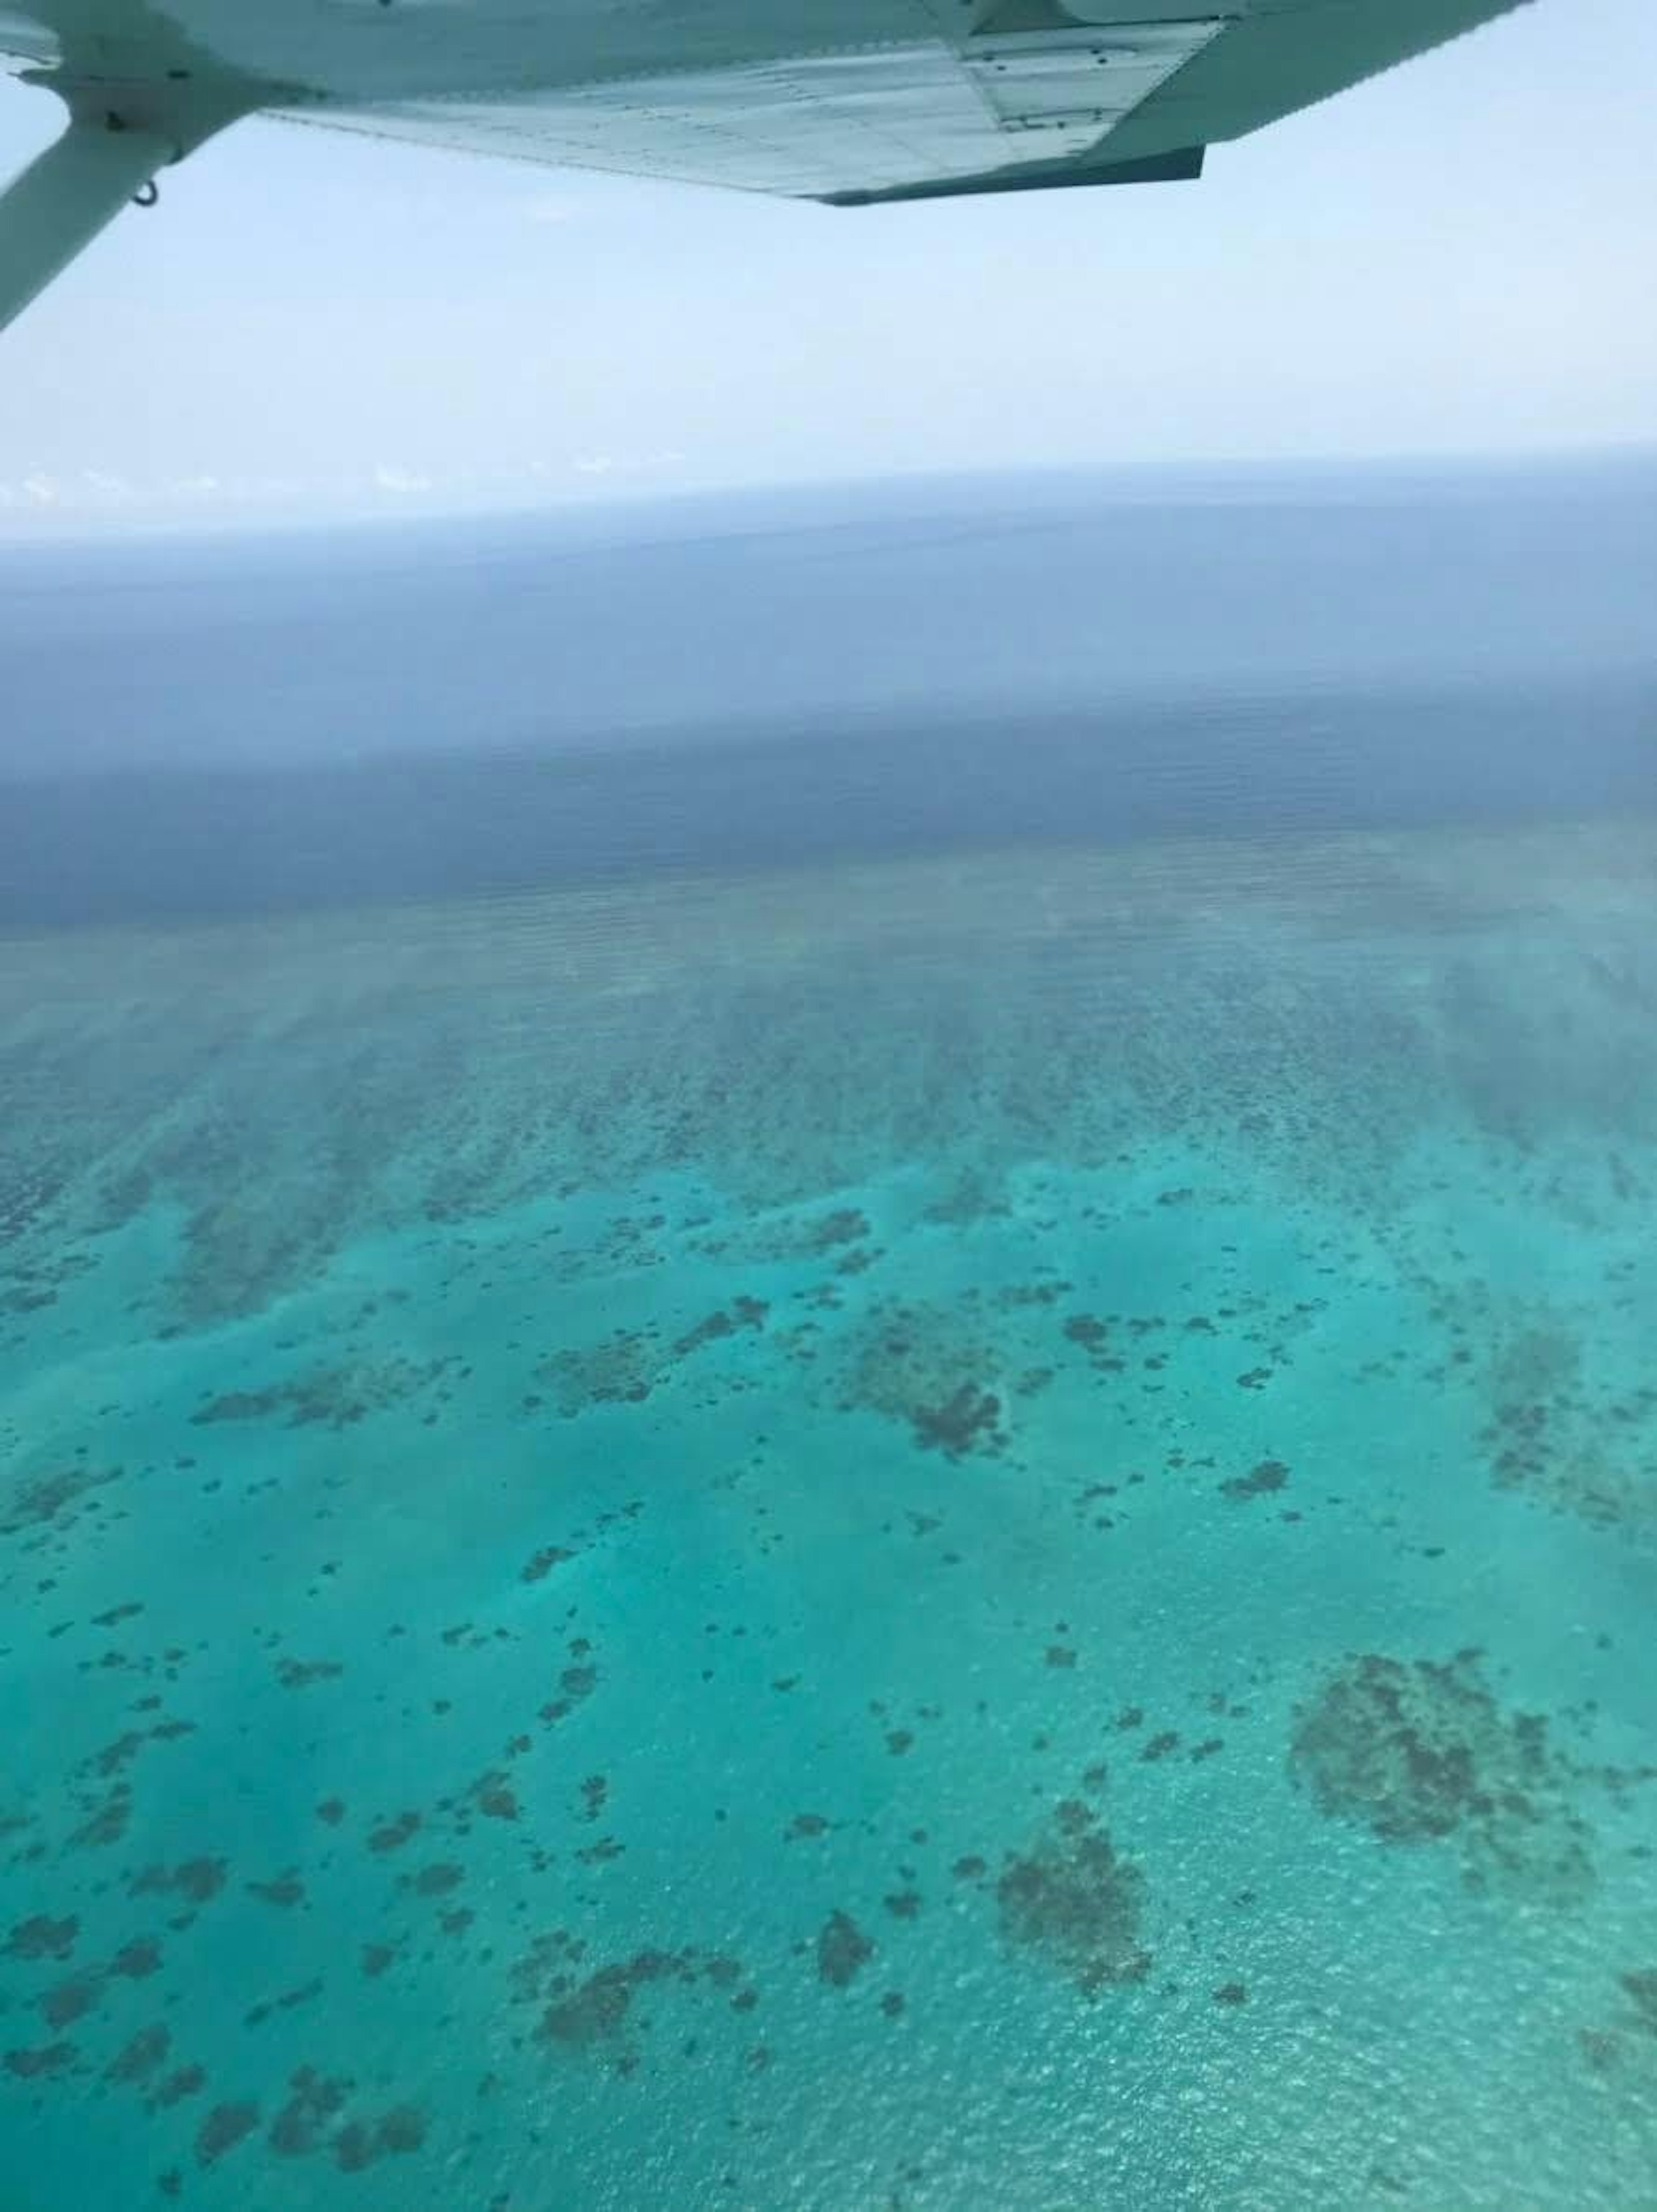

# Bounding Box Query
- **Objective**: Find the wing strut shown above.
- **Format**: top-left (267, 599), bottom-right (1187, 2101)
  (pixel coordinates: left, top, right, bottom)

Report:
top-left (0, 107), bottom-right (177, 332)
top-left (0, 72), bottom-right (260, 333)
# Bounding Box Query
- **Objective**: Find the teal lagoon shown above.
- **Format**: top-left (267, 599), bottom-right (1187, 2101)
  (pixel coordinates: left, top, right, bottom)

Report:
top-left (3, 816), bottom-right (1657, 2207)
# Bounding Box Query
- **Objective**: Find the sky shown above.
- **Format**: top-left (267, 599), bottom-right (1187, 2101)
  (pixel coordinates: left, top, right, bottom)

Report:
top-left (0, 0), bottom-right (1653, 529)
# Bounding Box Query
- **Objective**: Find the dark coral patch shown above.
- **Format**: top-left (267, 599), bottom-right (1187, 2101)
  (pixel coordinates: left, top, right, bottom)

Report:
top-left (539, 1657), bottom-right (599, 1725)
top-left (69, 1789), bottom-right (131, 1849)
top-left (131, 1858), bottom-right (225, 1906)
top-left (473, 1772), bottom-right (520, 1822)
top-left (512, 1930), bottom-right (753, 2067)
top-left (1062, 1315), bottom-right (1125, 1373)
top-left (107, 2025), bottom-right (170, 2086)
top-left (1473, 1309), bottom-right (1657, 1526)
top-left (1220, 1459), bottom-right (1290, 1502)
top-left (538, 1330), bottom-right (660, 1418)
top-left (5, 2042), bottom-right (77, 2080)
top-left (332, 2105), bottom-right (428, 2169)
top-left (673, 1299), bottom-right (767, 1358)
top-left (409, 1862), bottom-right (464, 1898)
top-left (542, 1960), bottom-right (655, 2048)
top-left (244, 1978), bottom-right (322, 2029)
top-left (153, 2064), bottom-right (207, 2108)
top-left (1289, 1650), bottom-right (1595, 1902)
top-left (269, 2068), bottom-right (353, 2157)
top-left (368, 1811), bottom-right (422, 1854)
top-left (196, 2101), bottom-right (260, 2166)
top-left (839, 1303), bottom-right (1009, 1459)
top-left (190, 1356), bottom-right (452, 1431)
top-left (817, 1912), bottom-right (874, 1989)
top-left (5, 1914), bottom-right (78, 1962)
top-left (811, 1209), bottom-right (869, 1250)
top-left (1, 1464), bottom-right (120, 1534)
top-left (41, 1976), bottom-right (100, 2029)
top-left (911, 1383), bottom-right (1002, 1458)
top-left (246, 1875), bottom-right (305, 1910)
top-left (995, 1802), bottom-right (1150, 1994)
top-left (1619, 1970), bottom-right (1657, 2036)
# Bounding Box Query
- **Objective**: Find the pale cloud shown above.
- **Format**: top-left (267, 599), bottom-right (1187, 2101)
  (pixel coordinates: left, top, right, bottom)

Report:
top-left (373, 462), bottom-right (434, 494)
top-left (573, 450), bottom-right (685, 479)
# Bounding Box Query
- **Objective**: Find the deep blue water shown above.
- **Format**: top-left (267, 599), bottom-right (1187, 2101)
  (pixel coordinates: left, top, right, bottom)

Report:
top-left (2, 457), bottom-right (1653, 923)
top-left (2, 462), bottom-right (1657, 2212)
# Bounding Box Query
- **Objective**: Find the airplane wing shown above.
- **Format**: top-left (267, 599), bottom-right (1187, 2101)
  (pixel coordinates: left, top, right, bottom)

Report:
top-left (0, 0), bottom-right (1528, 331)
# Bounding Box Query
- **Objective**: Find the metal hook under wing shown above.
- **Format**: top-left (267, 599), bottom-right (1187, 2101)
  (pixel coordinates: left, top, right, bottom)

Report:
top-left (0, 105), bottom-right (176, 332)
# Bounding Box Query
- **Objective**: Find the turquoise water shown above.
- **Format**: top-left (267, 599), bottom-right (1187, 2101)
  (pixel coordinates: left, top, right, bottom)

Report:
top-left (4, 815), bottom-right (1657, 2209)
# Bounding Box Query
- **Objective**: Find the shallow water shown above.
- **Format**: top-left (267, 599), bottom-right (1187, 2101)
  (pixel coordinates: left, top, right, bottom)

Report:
top-left (4, 814), bottom-right (1657, 2209)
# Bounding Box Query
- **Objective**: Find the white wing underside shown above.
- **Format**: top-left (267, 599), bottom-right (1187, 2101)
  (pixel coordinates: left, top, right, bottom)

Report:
top-left (261, 0), bottom-right (1527, 204)
top-left (288, 17), bottom-right (1224, 201)
top-left (0, 0), bottom-right (1528, 330)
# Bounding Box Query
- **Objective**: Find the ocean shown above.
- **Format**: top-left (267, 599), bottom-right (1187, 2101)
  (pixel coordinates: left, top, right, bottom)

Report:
top-left (2, 457), bottom-right (1656, 2210)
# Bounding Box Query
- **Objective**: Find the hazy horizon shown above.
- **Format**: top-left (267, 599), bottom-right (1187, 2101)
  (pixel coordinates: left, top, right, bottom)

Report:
top-left (4, 454), bottom-right (1651, 937)
top-left (2, 438), bottom-right (1653, 551)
